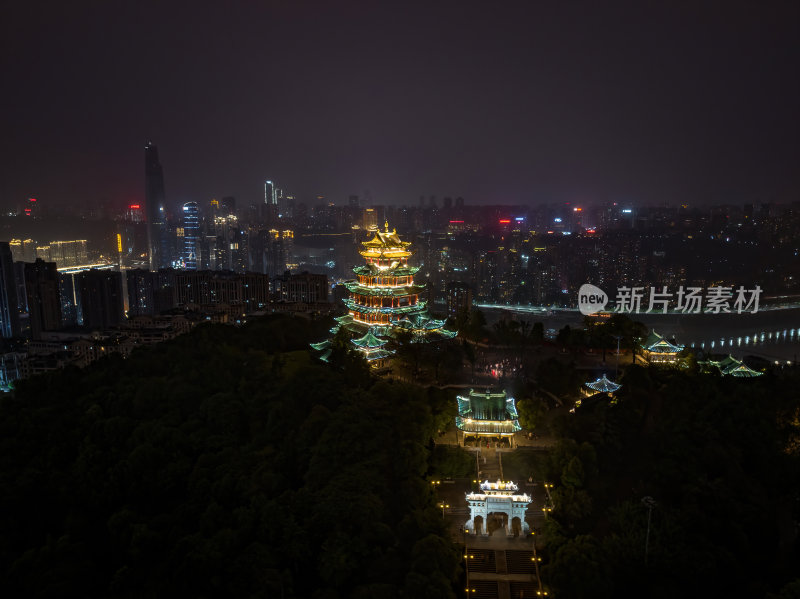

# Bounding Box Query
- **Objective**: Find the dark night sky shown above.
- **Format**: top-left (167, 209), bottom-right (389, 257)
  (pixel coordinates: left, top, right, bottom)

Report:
top-left (1, 0), bottom-right (798, 210)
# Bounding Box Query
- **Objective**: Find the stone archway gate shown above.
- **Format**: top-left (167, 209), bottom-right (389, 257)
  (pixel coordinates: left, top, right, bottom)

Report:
top-left (464, 480), bottom-right (531, 536)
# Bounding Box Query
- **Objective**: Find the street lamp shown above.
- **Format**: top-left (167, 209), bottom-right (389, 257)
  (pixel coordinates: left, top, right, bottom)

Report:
top-left (642, 496), bottom-right (657, 565)
top-left (438, 502), bottom-right (449, 518)
top-left (612, 334), bottom-right (622, 377)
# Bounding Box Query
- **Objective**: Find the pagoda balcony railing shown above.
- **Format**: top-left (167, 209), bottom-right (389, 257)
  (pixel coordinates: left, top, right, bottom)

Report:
top-left (344, 298), bottom-right (428, 314)
top-left (455, 416), bottom-right (522, 434)
top-left (344, 282), bottom-right (425, 296)
top-left (353, 265), bottom-right (420, 276)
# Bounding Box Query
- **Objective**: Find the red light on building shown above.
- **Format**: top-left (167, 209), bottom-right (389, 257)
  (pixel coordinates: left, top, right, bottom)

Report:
top-left (449, 220), bottom-right (464, 223)
top-left (586, 228), bottom-right (596, 234)
top-left (129, 204), bottom-right (141, 210)
top-left (28, 198), bottom-right (37, 202)
top-left (498, 219), bottom-right (511, 224)
top-left (24, 208), bottom-right (31, 215)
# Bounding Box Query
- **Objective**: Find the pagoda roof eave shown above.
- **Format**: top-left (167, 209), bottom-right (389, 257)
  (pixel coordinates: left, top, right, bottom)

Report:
top-left (699, 354), bottom-right (764, 377)
top-left (351, 329), bottom-right (388, 349)
top-left (642, 330), bottom-right (684, 353)
top-left (360, 348), bottom-right (394, 361)
top-left (726, 365), bottom-right (763, 377)
top-left (361, 227), bottom-right (411, 250)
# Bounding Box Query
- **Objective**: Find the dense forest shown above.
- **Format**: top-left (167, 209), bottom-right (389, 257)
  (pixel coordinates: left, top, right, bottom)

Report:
top-left (4, 312), bottom-right (800, 598)
top-left (534, 365), bottom-right (800, 598)
top-left (0, 315), bottom-right (461, 598)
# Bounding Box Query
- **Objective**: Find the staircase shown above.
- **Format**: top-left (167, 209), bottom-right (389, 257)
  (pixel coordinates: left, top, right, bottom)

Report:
top-left (477, 446), bottom-right (503, 481)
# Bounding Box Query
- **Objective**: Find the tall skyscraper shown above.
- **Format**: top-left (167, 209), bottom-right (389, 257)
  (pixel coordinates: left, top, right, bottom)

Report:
top-left (182, 202), bottom-right (199, 270)
top-left (24, 259), bottom-right (61, 340)
top-left (0, 242), bottom-right (21, 338)
top-left (145, 141), bottom-right (169, 271)
top-left (264, 180), bottom-right (279, 225)
top-left (264, 180), bottom-right (278, 205)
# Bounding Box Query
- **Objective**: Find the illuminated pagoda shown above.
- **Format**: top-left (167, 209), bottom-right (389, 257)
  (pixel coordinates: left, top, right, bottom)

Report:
top-left (582, 374), bottom-right (621, 397)
top-left (641, 330), bottom-right (684, 365)
top-left (311, 222), bottom-right (455, 368)
top-left (456, 389), bottom-right (522, 446)
top-left (699, 355), bottom-right (763, 377)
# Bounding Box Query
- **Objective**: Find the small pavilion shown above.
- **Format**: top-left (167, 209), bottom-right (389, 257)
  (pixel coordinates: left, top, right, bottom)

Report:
top-left (350, 329), bottom-right (394, 369)
top-left (700, 355), bottom-right (763, 377)
top-left (641, 330), bottom-right (684, 364)
top-left (582, 374), bottom-right (621, 397)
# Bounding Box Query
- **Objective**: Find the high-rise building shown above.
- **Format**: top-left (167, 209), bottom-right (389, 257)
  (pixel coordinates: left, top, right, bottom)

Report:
top-left (279, 194), bottom-right (295, 219)
top-left (242, 273), bottom-right (271, 312)
top-left (24, 259), bottom-right (61, 340)
top-left (127, 269), bottom-right (176, 317)
top-left (58, 272), bottom-right (79, 327)
top-left (362, 208), bottom-right (378, 230)
top-left (43, 240), bottom-right (88, 267)
top-left (23, 197), bottom-right (39, 218)
top-left (126, 203), bottom-right (145, 223)
top-left (145, 141), bottom-right (169, 271)
top-left (182, 202), bottom-right (199, 270)
top-left (8, 239), bottom-right (36, 262)
top-left (272, 271), bottom-right (328, 303)
top-left (446, 281), bottom-right (473, 317)
top-left (13, 263), bottom-right (27, 314)
top-left (221, 196), bottom-right (236, 216)
top-left (264, 180), bottom-right (279, 225)
top-left (0, 243), bottom-right (21, 338)
top-left (78, 269), bottom-right (125, 329)
top-left (265, 229), bottom-right (294, 275)
top-left (173, 270), bottom-right (270, 310)
top-left (264, 180), bottom-right (278, 205)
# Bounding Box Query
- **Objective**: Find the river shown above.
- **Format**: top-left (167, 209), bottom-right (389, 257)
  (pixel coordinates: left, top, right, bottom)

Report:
top-left (476, 305), bottom-right (800, 364)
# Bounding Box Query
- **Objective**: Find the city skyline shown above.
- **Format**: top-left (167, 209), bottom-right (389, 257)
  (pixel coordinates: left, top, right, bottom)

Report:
top-left (3, 3), bottom-right (800, 595)
top-left (2, 1), bottom-right (798, 210)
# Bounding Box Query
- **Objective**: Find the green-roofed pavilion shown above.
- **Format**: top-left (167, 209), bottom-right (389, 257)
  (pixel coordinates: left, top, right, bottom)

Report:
top-left (456, 389), bottom-right (522, 445)
top-left (700, 354), bottom-right (763, 377)
top-left (641, 330), bottom-right (684, 364)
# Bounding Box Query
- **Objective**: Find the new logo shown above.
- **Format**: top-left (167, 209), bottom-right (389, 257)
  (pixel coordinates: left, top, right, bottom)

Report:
top-left (578, 283), bottom-right (608, 316)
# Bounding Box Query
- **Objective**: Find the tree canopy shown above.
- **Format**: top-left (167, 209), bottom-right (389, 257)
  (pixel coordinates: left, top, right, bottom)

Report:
top-left (541, 365), bottom-right (800, 597)
top-left (0, 315), bottom-right (460, 598)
